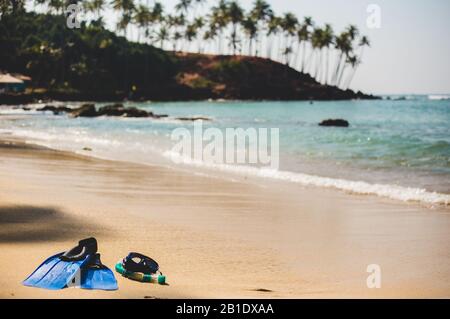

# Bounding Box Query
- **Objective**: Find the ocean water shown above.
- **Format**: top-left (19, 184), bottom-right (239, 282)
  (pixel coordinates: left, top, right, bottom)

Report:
top-left (1, 95), bottom-right (449, 205)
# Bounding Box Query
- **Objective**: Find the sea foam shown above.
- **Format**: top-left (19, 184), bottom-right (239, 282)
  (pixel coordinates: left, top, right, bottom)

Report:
top-left (163, 150), bottom-right (450, 206)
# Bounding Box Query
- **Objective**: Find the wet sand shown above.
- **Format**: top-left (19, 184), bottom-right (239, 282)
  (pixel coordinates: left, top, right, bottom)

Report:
top-left (0, 138), bottom-right (449, 298)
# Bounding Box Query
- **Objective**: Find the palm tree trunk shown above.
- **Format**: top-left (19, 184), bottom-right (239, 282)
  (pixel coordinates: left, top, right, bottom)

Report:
top-left (304, 48), bottom-right (314, 74)
top-left (332, 52), bottom-right (344, 85)
top-left (345, 66), bottom-right (358, 89)
top-left (266, 34), bottom-right (271, 58)
top-left (315, 49), bottom-right (321, 81)
top-left (277, 35), bottom-right (282, 61)
top-left (325, 48), bottom-right (330, 84)
top-left (301, 41), bottom-right (307, 72)
top-left (337, 63), bottom-right (348, 88)
top-left (293, 41), bottom-right (300, 68)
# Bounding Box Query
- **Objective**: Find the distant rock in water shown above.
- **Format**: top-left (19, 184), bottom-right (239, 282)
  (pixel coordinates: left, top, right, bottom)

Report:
top-left (97, 103), bottom-right (127, 116)
top-left (33, 102), bottom-right (200, 120)
top-left (37, 104), bottom-right (71, 115)
top-left (71, 104), bottom-right (97, 117)
top-left (123, 107), bottom-right (151, 118)
top-left (153, 114), bottom-right (169, 119)
top-left (319, 119), bottom-right (349, 127)
top-left (176, 116), bottom-right (211, 121)
top-left (69, 103), bottom-right (165, 118)
top-left (96, 103), bottom-right (146, 117)
top-left (97, 103), bottom-right (153, 117)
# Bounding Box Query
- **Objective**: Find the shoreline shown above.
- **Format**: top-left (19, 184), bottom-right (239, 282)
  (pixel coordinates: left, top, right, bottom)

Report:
top-left (1, 138), bottom-right (449, 298)
top-left (0, 90), bottom-right (380, 106)
top-left (2, 125), bottom-right (448, 207)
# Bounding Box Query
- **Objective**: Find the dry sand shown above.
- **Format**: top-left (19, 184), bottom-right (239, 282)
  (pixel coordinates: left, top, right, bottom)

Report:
top-left (0, 138), bottom-right (449, 298)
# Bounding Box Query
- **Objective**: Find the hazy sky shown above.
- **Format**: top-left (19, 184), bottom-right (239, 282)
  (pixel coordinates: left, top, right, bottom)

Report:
top-left (156, 0), bottom-right (450, 94)
top-left (151, 0), bottom-right (450, 95)
top-left (29, 0), bottom-right (450, 94)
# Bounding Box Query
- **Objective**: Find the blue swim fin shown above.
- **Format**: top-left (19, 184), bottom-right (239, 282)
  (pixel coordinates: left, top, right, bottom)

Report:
top-left (23, 238), bottom-right (97, 290)
top-left (80, 253), bottom-right (118, 291)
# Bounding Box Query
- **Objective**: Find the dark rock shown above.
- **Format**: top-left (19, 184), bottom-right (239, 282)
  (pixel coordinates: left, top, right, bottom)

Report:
top-left (123, 107), bottom-right (150, 118)
top-left (97, 103), bottom-right (126, 116)
top-left (30, 101), bottom-right (190, 120)
top-left (153, 114), bottom-right (169, 119)
top-left (319, 119), bottom-right (349, 127)
top-left (176, 116), bottom-right (211, 121)
top-left (71, 104), bottom-right (97, 117)
top-left (38, 105), bottom-right (58, 112)
top-left (82, 147), bottom-right (92, 151)
top-left (38, 105), bottom-right (72, 115)
top-left (97, 104), bottom-right (151, 118)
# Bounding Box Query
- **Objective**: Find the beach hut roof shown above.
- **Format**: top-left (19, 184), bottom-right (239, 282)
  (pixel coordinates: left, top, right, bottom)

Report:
top-left (0, 73), bottom-right (24, 84)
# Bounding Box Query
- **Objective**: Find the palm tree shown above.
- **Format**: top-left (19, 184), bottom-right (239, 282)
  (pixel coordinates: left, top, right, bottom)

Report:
top-left (172, 31), bottom-right (183, 51)
top-left (294, 23), bottom-right (308, 71)
top-left (321, 24), bottom-right (334, 84)
top-left (184, 22), bottom-right (198, 52)
top-left (169, 13), bottom-right (185, 51)
top-left (210, 0), bottom-right (229, 54)
top-left (358, 35), bottom-right (370, 62)
top-left (151, 1), bottom-right (164, 21)
top-left (343, 35), bottom-right (369, 89)
top-left (297, 17), bottom-right (313, 70)
top-left (203, 26), bottom-right (218, 54)
top-left (193, 17), bottom-right (205, 52)
top-left (227, 1), bottom-right (244, 55)
top-left (112, 0), bottom-right (135, 38)
top-left (265, 14), bottom-right (280, 59)
top-left (279, 12), bottom-right (298, 64)
top-left (84, 0), bottom-right (105, 21)
top-left (242, 17), bottom-right (257, 56)
top-left (134, 4), bottom-right (151, 43)
top-left (343, 55), bottom-right (360, 89)
top-left (175, 0), bottom-right (192, 16)
top-left (157, 25), bottom-right (169, 49)
top-left (308, 27), bottom-right (323, 78)
top-left (48, 0), bottom-right (64, 14)
top-left (333, 25), bottom-right (358, 85)
top-left (346, 24), bottom-right (359, 41)
top-left (250, 0), bottom-right (273, 57)
top-left (150, 2), bottom-right (164, 45)
top-left (116, 13), bottom-right (132, 38)
top-left (332, 31), bottom-right (352, 86)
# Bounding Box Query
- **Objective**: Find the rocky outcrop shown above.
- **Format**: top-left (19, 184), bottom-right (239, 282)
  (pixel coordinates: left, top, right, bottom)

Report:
top-left (319, 119), bottom-right (350, 127)
top-left (47, 103), bottom-right (168, 119)
top-left (38, 105), bottom-right (72, 115)
top-left (71, 104), bottom-right (97, 117)
top-left (97, 104), bottom-right (153, 118)
top-left (172, 53), bottom-right (380, 101)
top-left (29, 102), bottom-right (173, 119)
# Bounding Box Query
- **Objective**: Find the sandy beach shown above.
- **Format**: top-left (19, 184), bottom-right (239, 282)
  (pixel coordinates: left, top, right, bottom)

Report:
top-left (0, 137), bottom-right (449, 298)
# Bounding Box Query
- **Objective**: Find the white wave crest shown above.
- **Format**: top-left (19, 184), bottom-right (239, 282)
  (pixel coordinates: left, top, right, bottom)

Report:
top-left (163, 151), bottom-right (450, 205)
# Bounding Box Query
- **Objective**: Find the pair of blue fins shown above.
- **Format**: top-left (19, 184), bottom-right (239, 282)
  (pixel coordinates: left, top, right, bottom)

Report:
top-left (23, 238), bottom-right (118, 290)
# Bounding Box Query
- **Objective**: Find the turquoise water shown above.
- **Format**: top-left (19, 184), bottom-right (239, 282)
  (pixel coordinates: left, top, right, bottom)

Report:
top-left (1, 96), bottom-right (449, 204)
